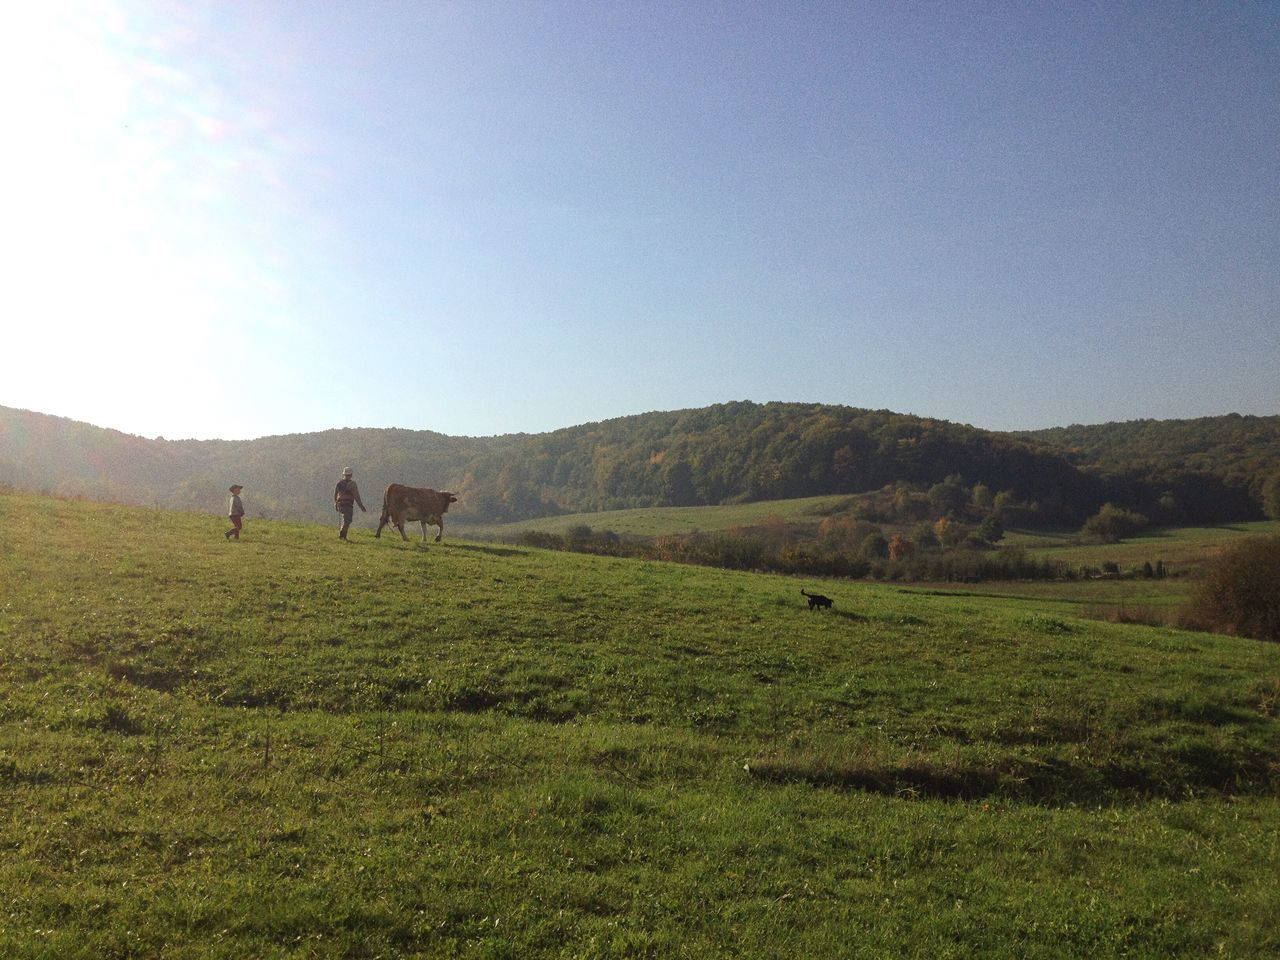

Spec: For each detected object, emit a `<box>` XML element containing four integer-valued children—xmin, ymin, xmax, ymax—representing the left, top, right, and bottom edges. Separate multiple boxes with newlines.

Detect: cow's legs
<box><xmin>420</xmin><ymin>521</ymin><xmax>429</xmax><ymax>542</ymax></box>
<box><xmin>435</xmin><ymin>520</ymin><xmax>443</xmax><ymax>542</ymax></box>
<box><xmin>397</xmin><ymin>521</ymin><xmax>409</xmax><ymax>541</ymax></box>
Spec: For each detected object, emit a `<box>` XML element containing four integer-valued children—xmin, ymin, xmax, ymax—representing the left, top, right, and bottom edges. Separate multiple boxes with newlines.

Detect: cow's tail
<box><xmin>375</xmin><ymin>494</ymin><xmax>390</xmax><ymax>537</ymax></box>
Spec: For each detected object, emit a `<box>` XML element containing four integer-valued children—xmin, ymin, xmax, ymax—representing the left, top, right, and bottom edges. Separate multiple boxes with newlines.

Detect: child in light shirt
<box><xmin>226</xmin><ymin>484</ymin><xmax>245</xmax><ymax>540</ymax></box>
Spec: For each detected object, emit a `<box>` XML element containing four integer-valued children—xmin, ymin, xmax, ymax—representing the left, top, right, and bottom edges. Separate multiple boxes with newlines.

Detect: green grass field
<box><xmin>1007</xmin><ymin>521</ymin><xmax>1280</xmax><ymax>573</ymax></box>
<box><xmin>2</xmin><ymin>493</ymin><xmax>1278</xmax><ymax>958</ymax></box>
<box><xmin>456</xmin><ymin>494</ymin><xmax>853</xmax><ymax>538</ymax></box>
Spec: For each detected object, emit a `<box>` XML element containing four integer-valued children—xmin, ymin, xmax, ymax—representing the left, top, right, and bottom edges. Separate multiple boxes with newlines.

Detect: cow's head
<box><xmin>443</xmin><ymin>492</ymin><xmax>458</xmax><ymax>506</ymax></box>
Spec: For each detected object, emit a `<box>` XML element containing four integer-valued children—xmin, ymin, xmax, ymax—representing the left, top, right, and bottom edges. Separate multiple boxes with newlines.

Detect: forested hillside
<box><xmin>0</xmin><ymin>408</ymin><xmax>504</xmax><ymax>523</ymax></box>
<box><xmin>453</xmin><ymin>402</ymin><xmax>1100</xmax><ymax>523</ymax></box>
<box><xmin>1023</xmin><ymin>415</ymin><xmax>1280</xmax><ymax>506</ymax></box>
<box><xmin>3</xmin><ymin>402</ymin><xmax>1276</xmax><ymax>526</ymax></box>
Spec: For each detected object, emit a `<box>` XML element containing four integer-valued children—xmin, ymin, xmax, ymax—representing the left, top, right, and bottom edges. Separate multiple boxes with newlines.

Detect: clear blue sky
<box><xmin>2</xmin><ymin>1</ymin><xmax>1276</xmax><ymax>440</ymax></box>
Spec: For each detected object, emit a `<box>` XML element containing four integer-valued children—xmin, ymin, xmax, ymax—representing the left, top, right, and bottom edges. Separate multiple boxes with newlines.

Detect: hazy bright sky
<box><xmin>2</xmin><ymin>1</ymin><xmax>1277</xmax><ymax>440</ymax></box>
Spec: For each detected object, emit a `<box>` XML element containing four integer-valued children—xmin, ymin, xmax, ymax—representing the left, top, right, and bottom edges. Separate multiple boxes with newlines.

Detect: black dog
<box><xmin>801</xmin><ymin>589</ymin><xmax>833</xmax><ymax>610</ymax></box>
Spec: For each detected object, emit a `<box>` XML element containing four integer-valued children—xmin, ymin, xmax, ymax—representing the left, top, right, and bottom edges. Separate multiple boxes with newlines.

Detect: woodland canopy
<box><xmin>2</xmin><ymin>402</ymin><xmax>1276</xmax><ymax>528</ymax></box>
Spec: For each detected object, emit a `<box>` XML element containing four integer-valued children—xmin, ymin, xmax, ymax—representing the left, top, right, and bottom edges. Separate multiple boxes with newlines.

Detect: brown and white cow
<box><xmin>375</xmin><ymin>484</ymin><xmax>459</xmax><ymax>542</ymax></box>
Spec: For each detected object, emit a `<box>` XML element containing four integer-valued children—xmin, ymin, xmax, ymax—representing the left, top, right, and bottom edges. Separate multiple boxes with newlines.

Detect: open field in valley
<box><xmin>454</xmin><ymin>495</ymin><xmax>854</xmax><ymax>539</ymax></box>
<box><xmin>461</xmin><ymin>499</ymin><xmax>1278</xmax><ymax>618</ymax></box>
<box><xmin>460</xmin><ymin>497</ymin><xmax>1278</xmax><ymax>579</ymax></box>
<box><xmin>1006</xmin><ymin>521</ymin><xmax>1280</xmax><ymax>576</ymax></box>
<box><xmin>2</xmin><ymin>493</ymin><xmax>1278</xmax><ymax>958</ymax></box>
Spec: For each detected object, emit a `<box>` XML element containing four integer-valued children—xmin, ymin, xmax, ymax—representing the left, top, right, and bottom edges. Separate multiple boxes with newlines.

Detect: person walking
<box><xmin>333</xmin><ymin>467</ymin><xmax>367</xmax><ymax>540</ymax></box>
<box><xmin>225</xmin><ymin>484</ymin><xmax>245</xmax><ymax>540</ymax></box>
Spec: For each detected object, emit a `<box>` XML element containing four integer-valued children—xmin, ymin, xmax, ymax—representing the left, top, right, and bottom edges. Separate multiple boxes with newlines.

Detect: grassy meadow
<box><xmin>2</xmin><ymin>492</ymin><xmax>1279</xmax><ymax>958</ymax></box>
<box><xmin>454</xmin><ymin>495</ymin><xmax>854</xmax><ymax>539</ymax></box>
<box><xmin>1008</xmin><ymin>521</ymin><xmax>1280</xmax><ymax>574</ymax></box>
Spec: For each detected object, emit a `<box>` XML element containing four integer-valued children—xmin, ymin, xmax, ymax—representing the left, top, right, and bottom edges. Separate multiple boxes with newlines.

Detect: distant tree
<box><xmin>977</xmin><ymin>515</ymin><xmax>1005</xmax><ymax>544</ymax></box>
<box><xmin>831</xmin><ymin>444</ymin><xmax>858</xmax><ymax>485</ymax></box>
<box><xmin>819</xmin><ymin>516</ymin><xmax>884</xmax><ymax>552</ymax></box>
<box><xmin>971</xmin><ymin>483</ymin><xmax>994</xmax><ymax>511</ymax></box>
<box><xmin>662</xmin><ymin>459</ymin><xmax>698</xmax><ymax>506</ymax></box>
<box><xmin>927</xmin><ymin>476</ymin><xmax>967</xmax><ymax>516</ymax></box>
<box><xmin>1080</xmin><ymin>503</ymin><xmax>1148</xmax><ymax>543</ymax></box>
<box><xmin>992</xmin><ymin>490</ymin><xmax>1017</xmax><ymax>519</ymax></box>
<box><xmin>892</xmin><ymin>482</ymin><xmax>917</xmax><ymax>519</ymax></box>
<box><xmin>1263</xmin><ymin>473</ymin><xmax>1280</xmax><ymax>520</ymax></box>
<box><xmin>912</xmin><ymin>520</ymin><xmax>940</xmax><ymax>550</ymax></box>
<box><xmin>933</xmin><ymin>517</ymin><xmax>968</xmax><ymax>549</ymax></box>
<box><xmin>888</xmin><ymin>534</ymin><xmax>914</xmax><ymax>562</ymax></box>
<box><xmin>860</xmin><ymin>532</ymin><xmax>889</xmax><ymax>559</ymax></box>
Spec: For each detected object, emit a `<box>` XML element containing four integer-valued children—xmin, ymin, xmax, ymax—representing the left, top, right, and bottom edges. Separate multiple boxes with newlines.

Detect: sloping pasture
<box><xmin>1</xmin><ymin>493</ymin><xmax>1277</xmax><ymax>958</ymax></box>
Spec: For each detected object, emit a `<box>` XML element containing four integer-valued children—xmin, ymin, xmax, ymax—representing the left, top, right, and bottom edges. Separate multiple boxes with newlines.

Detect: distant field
<box><xmin>456</xmin><ymin>493</ymin><xmax>854</xmax><ymax>538</ymax></box>
<box><xmin>461</xmin><ymin>500</ymin><xmax>1278</xmax><ymax>603</ymax></box>
<box><xmin>462</xmin><ymin>498</ymin><xmax>1278</xmax><ymax>570</ymax></box>
<box><xmin>1007</xmin><ymin>521</ymin><xmax>1280</xmax><ymax>575</ymax></box>
<box><xmin>3</xmin><ymin>493</ymin><xmax>1279</xmax><ymax>958</ymax></box>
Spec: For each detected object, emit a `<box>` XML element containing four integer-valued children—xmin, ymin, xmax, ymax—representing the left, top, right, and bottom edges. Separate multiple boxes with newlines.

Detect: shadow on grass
<box><xmin>747</xmin><ymin>750</ymin><xmax>1279</xmax><ymax>807</ymax></box>
<box><xmin>107</xmin><ymin>661</ymin><xmax>187</xmax><ymax>694</ymax></box>
<box><xmin>449</xmin><ymin>543</ymin><xmax>528</xmax><ymax>558</ymax></box>
<box><xmin>897</xmin><ymin>588</ymin><xmax>1041</xmax><ymax>602</ymax></box>
<box><xmin>829</xmin><ymin>610</ymin><xmax>869</xmax><ymax>623</ymax></box>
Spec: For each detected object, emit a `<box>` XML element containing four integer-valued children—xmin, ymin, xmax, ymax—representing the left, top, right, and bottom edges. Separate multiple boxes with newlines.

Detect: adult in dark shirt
<box><xmin>333</xmin><ymin>467</ymin><xmax>367</xmax><ymax>540</ymax></box>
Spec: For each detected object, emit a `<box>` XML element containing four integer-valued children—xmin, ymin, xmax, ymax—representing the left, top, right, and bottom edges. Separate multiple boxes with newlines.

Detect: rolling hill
<box><xmin>3</xmin><ymin>402</ymin><xmax>1276</xmax><ymax>527</ymax></box>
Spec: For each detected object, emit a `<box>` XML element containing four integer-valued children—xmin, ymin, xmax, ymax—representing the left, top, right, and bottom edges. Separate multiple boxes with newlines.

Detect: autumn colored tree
<box><xmin>933</xmin><ymin>517</ymin><xmax>962</xmax><ymax>548</ymax></box>
<box><xmin>888</xmin><ymin>534</ymin><xmax>914</xmax><ymax>561</ymax></box>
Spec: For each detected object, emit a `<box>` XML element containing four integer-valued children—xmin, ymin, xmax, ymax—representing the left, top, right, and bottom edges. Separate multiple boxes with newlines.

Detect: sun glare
<box><xmin>0</xmin><ymin>1</ymin><xmax>303</xmax><ymax>438</ymax></box>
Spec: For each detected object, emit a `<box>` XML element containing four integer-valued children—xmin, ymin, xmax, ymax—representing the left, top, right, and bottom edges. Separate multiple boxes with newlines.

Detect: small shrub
<box><xmin>1187</xmin><ymin>536</ymin><xmax>1280</xmax><ymax>642</ymax></box>
<box><xmin>516</xmin><ymin>530</ymin><xmax>565</xmax><ymax>550</ymax></box>
<box><xmin>563</xmin><ymin>523</ymin><xmax>593</xmax><ymax>544</ymax></box>
<box><xmin>1080</xmin><ymin>503</ymin><xmax>1149</xmax><ymax>543</ymax></box>
<box><xmin>860</xmin><ymin>532</ymin><xmax>889</xmax><ymax>559</ymax></box>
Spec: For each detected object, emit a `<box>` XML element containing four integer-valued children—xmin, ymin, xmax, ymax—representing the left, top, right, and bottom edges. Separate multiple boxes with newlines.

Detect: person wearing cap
<box><xmin>333</xmin><ymin>467</ymin><xmax>367</xmax><ymax>540</ymax></box>
<box><xmin>226</xmin><ymin>484</ymin><xmax>245</xmax><ymax>540</ymax></box>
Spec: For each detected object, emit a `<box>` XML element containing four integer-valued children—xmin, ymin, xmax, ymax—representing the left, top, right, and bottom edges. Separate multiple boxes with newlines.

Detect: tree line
<box><xmin>2</xmin><ymin>402</ymin><xmax>1277</xmax><ymax>526</ymax></box>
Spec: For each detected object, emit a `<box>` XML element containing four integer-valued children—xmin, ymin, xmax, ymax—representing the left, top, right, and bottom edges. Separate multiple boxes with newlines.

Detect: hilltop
<box><xmin>2</xmin><ymin>402</ymin><xmax>1277</xmax><ymax>526</ymax></box>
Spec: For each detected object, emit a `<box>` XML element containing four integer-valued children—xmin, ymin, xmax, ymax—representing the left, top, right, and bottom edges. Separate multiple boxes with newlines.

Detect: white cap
<box><xmin>342</xmin><ymin>467</ymin><xmax>353</xmax><ymax>476</ymax></box>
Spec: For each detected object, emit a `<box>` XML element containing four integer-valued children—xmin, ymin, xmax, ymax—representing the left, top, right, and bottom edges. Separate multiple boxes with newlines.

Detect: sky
<box><xmin>1</xmin><ymin>1</ymin><xmax>1277</xmax><ymax>441</ymax></box>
